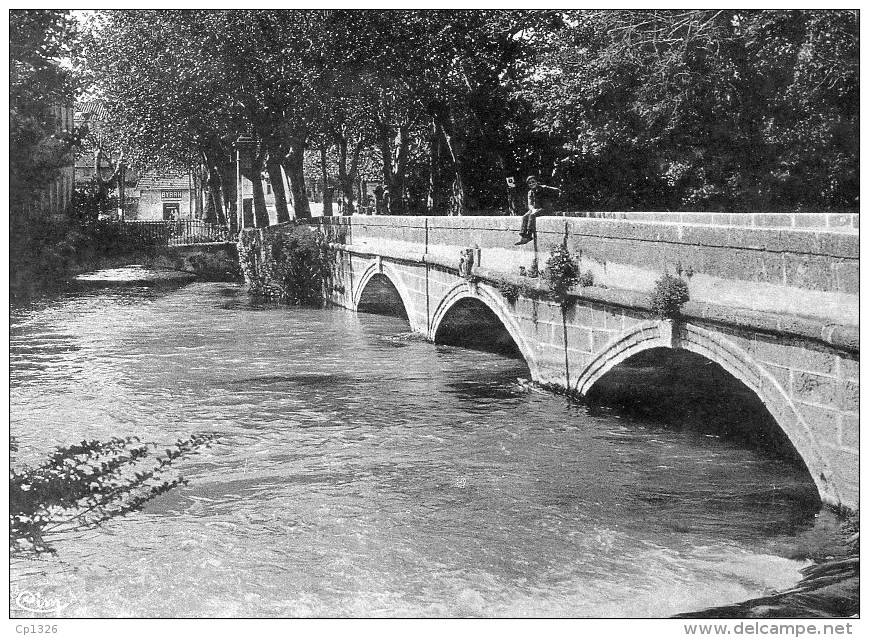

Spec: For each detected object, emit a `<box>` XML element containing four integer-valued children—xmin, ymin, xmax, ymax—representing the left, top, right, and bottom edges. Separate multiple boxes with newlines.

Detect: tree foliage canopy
<box><xmin>79</xmin><ymin>9</ymin><xmax>858</xmax><ymax>215</ymax></box>
<box><xmin>525</xmin><ymin>9</ymin><xmax>858</xmax><ymax>210</ymax></box>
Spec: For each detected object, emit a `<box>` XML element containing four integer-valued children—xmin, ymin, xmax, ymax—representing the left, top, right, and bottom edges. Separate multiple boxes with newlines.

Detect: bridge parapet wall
<box><xmin>317</xmin><ymin>214</ymin><xmax>857</xmax><ymax>327</ymax></box>
<box><xmin>536</xmin><ymin>216</ymin><xmax>857</xmax><ymax>326</ymax></box>
<box><xmin>579</xmin><ymin>211</ymin><xmax>858</xmax><ymax>231</ymax></box>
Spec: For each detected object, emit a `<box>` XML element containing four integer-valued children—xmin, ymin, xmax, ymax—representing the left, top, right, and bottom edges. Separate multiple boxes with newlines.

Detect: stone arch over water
<box><xmin>575</xmin><ymin>320</ymin><xmax>839</xmax><ymax>506</ymax></box>
<box><xmin>354</xmin><ymin>262</ymin><xmax>412</xmax><ymax>319</ymax></box>
<box><xmin>430</xmin><ymin>282</ymin><xmax>536</xmax><ymax>370</ymax></box>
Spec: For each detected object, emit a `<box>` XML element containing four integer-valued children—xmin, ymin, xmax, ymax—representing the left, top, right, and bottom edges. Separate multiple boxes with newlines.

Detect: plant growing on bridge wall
<box><xmin>650</xmin><ymin>273</ymin><xmax>690</xmax><ymax>319</ymax></box>
<box><xmin>544</xmin><ymin>245</ymin><xmax>580</xmax><ymax>308</ymax></box>
<box><xmin>237</xmin><ymin>238</ymin><xmax>259</xmax><ymax>286</ymax></box>
<box><xmin>496</xmin><ymin>280</ymin><xmax>521</xmax><ymax>305</ymax></box>
<box><xmin>245</xmin><ymin>225</ymin><xmax>334</xmax><ymax>306</ymax></box>
<box><xmin>496</xmin><ymin>278</ymin><xmax>533</xmax><ymax>306</ymax></box>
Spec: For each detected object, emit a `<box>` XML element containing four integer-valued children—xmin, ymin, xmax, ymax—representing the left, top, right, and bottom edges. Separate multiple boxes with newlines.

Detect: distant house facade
<box><xmin>26</xmin><ymin>103</ymin><xmax>75</xmax><ymax>218</ymax></box>
<box><xmin>132</xmin><ymin>172</ymin><xmax>198</xmax><ymax>220</ymax></box>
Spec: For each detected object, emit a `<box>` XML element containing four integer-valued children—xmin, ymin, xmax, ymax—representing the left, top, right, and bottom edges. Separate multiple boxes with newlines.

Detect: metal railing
<box><xmin>120</xmin><ymin>220</ymin><xmax>237</xmax><ymax>246</ymax></box>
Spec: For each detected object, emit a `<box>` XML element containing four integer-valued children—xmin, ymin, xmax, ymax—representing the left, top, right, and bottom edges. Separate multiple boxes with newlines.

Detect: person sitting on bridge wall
<box><xmin>515</xmin><ymin>175</ymin><xmax>561</xmax><ymax>245</ymax></box>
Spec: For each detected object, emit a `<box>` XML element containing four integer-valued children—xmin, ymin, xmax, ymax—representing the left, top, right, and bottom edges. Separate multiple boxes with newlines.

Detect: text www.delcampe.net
<box><xmin>684</xmin><ymin>623</ymin><xmax>855</xmax><ymax>636</ymax></box>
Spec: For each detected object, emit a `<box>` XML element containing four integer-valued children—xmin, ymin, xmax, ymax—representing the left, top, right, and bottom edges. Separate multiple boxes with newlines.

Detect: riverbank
<box><xmin>11</xmin><ymin>245</ymin><xmax>241</xmax><ymax>302</ymax></box>
<box><xmin>11</xmin><ymin>252</ymin><xmax>152</xmax><ymax>301</ymax></box>
<box><xmin>675</xmin><ymin>520</ymin><xmax>858</xmax><ymax>618</ymax></box>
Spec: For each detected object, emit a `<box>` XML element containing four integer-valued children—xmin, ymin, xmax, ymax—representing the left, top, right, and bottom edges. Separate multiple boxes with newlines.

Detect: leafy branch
<box><xmin>9</xmin><ymin>432</ymin><xmax>218</xmax><ymax>557</ymax></box>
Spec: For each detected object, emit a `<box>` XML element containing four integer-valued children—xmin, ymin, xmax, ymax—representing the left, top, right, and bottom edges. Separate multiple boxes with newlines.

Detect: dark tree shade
<box><xmin>525</xmin><ymin>9</ymin><xmax>858</xmax><ymax>212</ymax></box>
<box><xmin>10</xmin><ymin>10</ymin><xmax>78</xmax><ymax>215</ymax></box>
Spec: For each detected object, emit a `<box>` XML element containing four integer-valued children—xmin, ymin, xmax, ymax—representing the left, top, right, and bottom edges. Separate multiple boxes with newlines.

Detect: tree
<box><xmin>10</xmin><ymin>10</ymin><xmax>79</xmax><ymax>217</ymax></box>
<box><xmin>322</xmin><ymin>10</ymin><xmax>559</xmax><ymax>215</ymax></box>
<box><xmin>414</xmin><ymin>10</ymin><xmax>560</xmax><ymax>214</ymax></box>
<box><xmin>744</xmin><ymin>10</ymin><xmax>858</xmax><ymax>209</ymax></box>
<box><xmin>524</xmin><ymin>9</ymin><xmax>858</xmax><ymax>211</ymax></box>
<box><xmin>83</xmin><ymin>10</ymin><xmax>565</xmax><ymax>220</ymax></box>
<box><xmin>216</xmin><ymin>10</ymin><xmax>342</xmax><ymax>221</ymax></box>
<box><xmin>82</xmin><ymin>10</ymin><xmax>244</xmax><ymax>230</ymax></box>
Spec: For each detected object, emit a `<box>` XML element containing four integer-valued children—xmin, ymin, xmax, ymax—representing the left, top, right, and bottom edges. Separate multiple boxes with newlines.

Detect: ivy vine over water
<box><xmin>9</xmin><ymin>433</ymin><xmax>218</xmax><ymax>557</ymax></box>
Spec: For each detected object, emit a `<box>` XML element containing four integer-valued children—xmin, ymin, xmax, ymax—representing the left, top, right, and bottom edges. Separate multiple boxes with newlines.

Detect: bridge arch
<box><xmin>353</xmin><ymin>260</ymin><xmax>414</xmax><ymax>319</ymax></box>
<box><xmin>574</xmin><ymin>320</ymin><xmax>839</xmax><ymax>506</ymax></box>
<box><xmin>429</xmin><ymin>281</ymin><xmax>537</xmax><ymax>372</ymax></box>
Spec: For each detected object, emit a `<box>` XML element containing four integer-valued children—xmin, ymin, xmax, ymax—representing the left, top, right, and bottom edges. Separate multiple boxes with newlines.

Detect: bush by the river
<box><xmin>239</xmin><ymin>223</ymin><xmax>334</xmax><ymax>306</ymax></box>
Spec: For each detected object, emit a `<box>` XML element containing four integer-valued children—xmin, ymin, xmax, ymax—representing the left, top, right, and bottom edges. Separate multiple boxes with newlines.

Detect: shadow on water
<box><xmin>443</xmin><ymin>379</ymin><xmax>529</xmax><ymax>404</ymax></box>
<box><xmin>584</xmin><ymin>347</ymin><xmax>809</xmax><ymax>467</ymax></box>
<box><xmin>224</xmin><ymin>373</ymin><xmax>358</xmax><ymax>389</ymax></box>
<box><xmin>216</xmin><ymin>297</ymin><xmax>283</xmax><ymax>311</ymax></box>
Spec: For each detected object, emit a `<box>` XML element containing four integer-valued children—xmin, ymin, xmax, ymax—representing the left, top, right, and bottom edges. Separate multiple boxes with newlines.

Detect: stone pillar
<box><xmin>235</xmin><ymin>135</ymin><xmax>256</xmax><ymax>229</ymax></box>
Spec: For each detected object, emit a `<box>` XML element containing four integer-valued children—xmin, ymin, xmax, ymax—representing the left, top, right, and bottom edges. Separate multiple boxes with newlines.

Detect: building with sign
<box><xmin>132</xmin><ymin>172</ymin><xmax>198</xmax><ymax>220</ymax></box>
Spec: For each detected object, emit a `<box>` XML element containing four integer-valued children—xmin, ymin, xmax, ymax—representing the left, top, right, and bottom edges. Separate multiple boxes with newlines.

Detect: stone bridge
<box><xmin>243</xmin><ymin>212</ymin><xmax>859</xmax><ymax>511</ymax></box>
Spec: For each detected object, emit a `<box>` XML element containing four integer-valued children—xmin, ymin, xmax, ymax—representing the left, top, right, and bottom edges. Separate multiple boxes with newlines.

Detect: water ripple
<box><xmin>9</xmin><ymin>277</ymin><xmax>827</xmax><ymax>618</ymax></box>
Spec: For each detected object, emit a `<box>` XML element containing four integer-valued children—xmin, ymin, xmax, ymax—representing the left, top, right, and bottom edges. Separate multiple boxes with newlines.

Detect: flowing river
<box><xmin>9</xmin><ymin>270</ymin><xmax>836</xmax><ymax>618</ymax></box>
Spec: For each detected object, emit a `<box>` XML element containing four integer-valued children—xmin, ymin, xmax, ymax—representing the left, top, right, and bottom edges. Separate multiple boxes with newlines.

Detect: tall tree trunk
<box><xmin>217</xmin><ymin>161</ymin><xmax>237</xmax><ymax>234</ymax></box>
<box><xmin>427</xmin><ymin>120</ymin><xmax>443</xmax><ymax>214</ymax></box>
<box><xmin>440</xmin><ymin>112</ymin><xmax>466</xmax><ymax>216</ymax></box>
<box><xmin>393</xmin><ymin>126</ymin><xmax>410</xmax><ymax>215</ymax></box>
<box><xmin>203</xmin><ymin>182</ymin><xmax>217</xmax><ymax>225</ymax></box>
<box><xmin>284</xmin><ymin>144</ymin><xmax>311</xmax><ymax>219</ymax></box>
<box><xmin>266</xmin><ymin>156</ymin><xmax>290</xmax><ymax>224</ymax></box>
<box><xmin>93</xmin><ymin>148</ymin><xmax>106</xmax><ymax>197</ymax></box>
<box><xmin>192</xmin><ymin>167</ymin><xmax>203</xmax><ymax>220</ymax></box>
<box><xmin>378</xmin><ymin>127</ymin><xmax>395</xmax><ymax>214</ymax></box>
<box><xmin>379</xmin><ymin>125</ymin><xmax>409</xmax><ymax>215</ymax></box>
<box><xmin>320</xmin><ymin>145</ymin><xmax>332</xmax><ymax>217</ymax></box>
<box><xmin>347</xmin><ymin>140</ymin><xmax>364</xmax><ymax>214</ymax></box>
<box><xmin>336</xmin><ymin>138</ymin><xmax>357</xmax><ymax>215</ymax></box>
<box><xmin>201</xmin><ymin>148</ymin><xmax>226</xmax><ymax>225</ymax></box>
<box><xmin>249</xmin><ymin>148</ymin><xmax>269</xmax><ymax>227</ymax></box>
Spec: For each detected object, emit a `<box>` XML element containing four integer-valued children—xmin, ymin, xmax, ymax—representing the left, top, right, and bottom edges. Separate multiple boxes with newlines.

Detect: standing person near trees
<box><xmin>515</xmin><ymin>175</ymin><xmax>561</xmax><ymax>245</ymax></box>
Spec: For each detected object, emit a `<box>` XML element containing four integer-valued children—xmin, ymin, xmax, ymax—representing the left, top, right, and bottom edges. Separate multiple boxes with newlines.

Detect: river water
<box><xmin>9</xmin><ymin>271</ymin><xmax>832</xmax><ymax>618</ymax></box>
